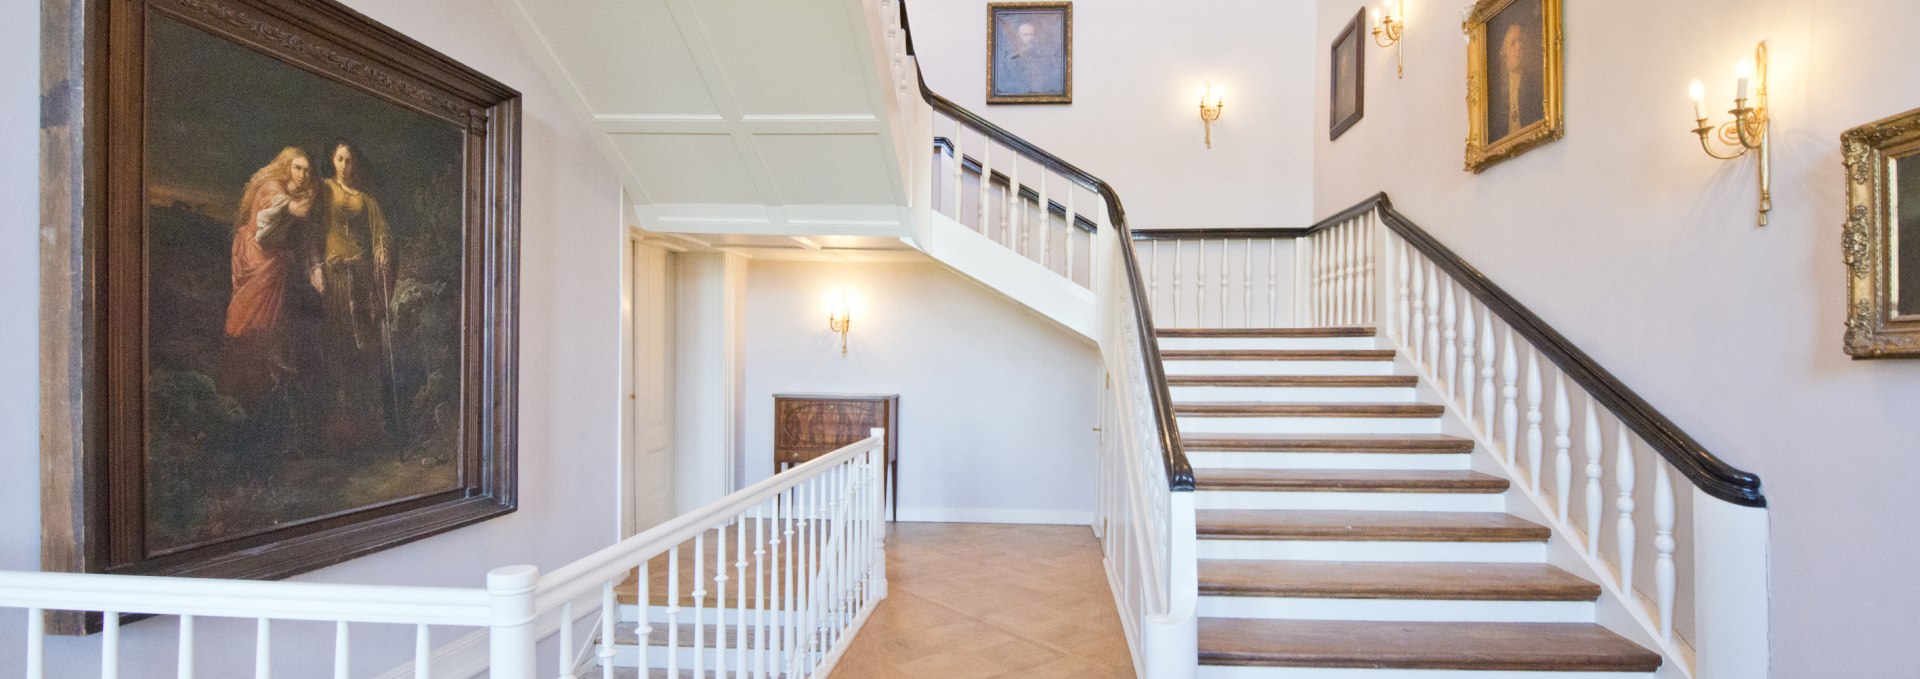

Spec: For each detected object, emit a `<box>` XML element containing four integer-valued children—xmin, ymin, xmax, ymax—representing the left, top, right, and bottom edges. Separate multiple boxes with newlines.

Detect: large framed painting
<box><xmin>1330</xmin><ymin>8</ymin><xmax>1367</xmax><ymax>141</ymax></box>
<box><xmin>1842</xmin><ymin>107</ymin><xmax>1920</xmax><ymax>358</ymax></box>
<box><xmin>1462</xmin><ymin>0</ymin><xmax>1563</xmax><ymax>172</ymax></box>
<box><xmin>987</xmin><ymin>2</ymin><xmax>1072</xmax><ymax>105</ymax></box>
<box><xmin>40</xmin><ymin>0</ymin><xmax>520</xmax><ymax>632</ymax></box>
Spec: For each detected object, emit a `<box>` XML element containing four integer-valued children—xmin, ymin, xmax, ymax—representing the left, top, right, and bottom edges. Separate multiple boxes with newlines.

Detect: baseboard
<box><xmin>894</xmin><ymin>508</ymin><xmax>1094</xmax><ymax>525</ymax></box>
<box><xmin>371</xmin><ymin>627</ymin><xmax>491</xmax><ymax>679</ymax></box>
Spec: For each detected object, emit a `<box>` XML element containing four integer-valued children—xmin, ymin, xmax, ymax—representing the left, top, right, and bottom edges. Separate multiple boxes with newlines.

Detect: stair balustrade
<box><xmin>0</xmin><ymin>431</ymin><xmax>889</xmax><ymax>679</ymax></box>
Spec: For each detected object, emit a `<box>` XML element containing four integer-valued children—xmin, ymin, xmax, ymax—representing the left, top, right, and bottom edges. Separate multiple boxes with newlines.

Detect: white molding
<box><xmin>371</xmin><ymin>628</ymin><xmax>491</xmax><ymax>679</ymax></box>
<box><xmin>893</xmin><ymin>508</ymin><xmax>1094</xmax><ymax>525</ymax></box>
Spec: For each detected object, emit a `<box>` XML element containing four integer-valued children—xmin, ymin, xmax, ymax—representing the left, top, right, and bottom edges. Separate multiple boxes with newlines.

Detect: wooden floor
<box><xmin>828</xmin><ymin>522</ymin><xmax>1135</xmax><ymax>678</ymax></box>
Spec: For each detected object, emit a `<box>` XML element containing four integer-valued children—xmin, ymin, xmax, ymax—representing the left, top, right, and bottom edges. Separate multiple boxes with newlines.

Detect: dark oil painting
<box><xmin>1482</xmin><ymin>0</ymin><xmax>1545</xmax><ymax>143</ymax></box>
<box><xmin>143</xmin><ymin>15</ymin><xmax>466</xmax><ymax>555</ymax></box>
<box><xmin>1897</xmin><ymin>154</ymin><xmax>1920</xmax><ymax>317</ymax></box>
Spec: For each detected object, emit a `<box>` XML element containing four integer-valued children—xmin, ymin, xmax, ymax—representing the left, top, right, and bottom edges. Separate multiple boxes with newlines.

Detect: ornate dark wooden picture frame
<box><xmin>986</xmin><ymin>1</ymin><xmax>1072</xmax><ymax>105</ymax></box>
<box><xmin>40</xmin><ymin>0</ymin><xmax>520</xmax><ymax>633</ymax></box>
<box><xmin>1329</xmin><ymin>8</ymin><xmax>1367</xmax><ymax>141</ymax></box>
<box><xmin>1462</xmin><ymin>0</ymin><xmax>1563</xmax><ymax>172</ymax></box>
<box><xmin>1842</xmin><ymin>106</ymin><xmax>1920</xmax><ymax>358</ymax></box>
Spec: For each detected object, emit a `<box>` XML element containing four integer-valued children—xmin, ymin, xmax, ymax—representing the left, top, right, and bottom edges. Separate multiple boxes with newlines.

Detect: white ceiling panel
<box><xmin>690</xmin><ymin>0</ymin><xmax>875</xmax><ymax>116</ymax></box>
<box><xmin>519</xmin><ymin>0</ymin><xmax>717</xmax><ymax>115</ymax></box>
<box><xmin>611</xmin><ymin>134</ymin><xmax>763</xmax><ymax>205</ymax></box>
<box><xmin>754</xmin><ymin>134</ymin><xmax>898</xmax><ymax>205</ymax></box>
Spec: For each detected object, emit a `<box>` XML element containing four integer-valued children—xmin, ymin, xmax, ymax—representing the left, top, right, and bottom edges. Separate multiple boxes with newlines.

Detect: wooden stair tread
<box><xmin>1193</xmin><ymin>469</ymin><xmax>1509</xmax><ymax>493</ymax></box>
<box><xmin>1158</xmin><ymin>327</ymin><xmax>1377</xmax><ymax>338</ymax></box>
<box><xmin>1160</xmin><ymin>349</ymin><xmax>1397</xmax><ymax>361</ymax></box>
<box><xmin>1197</xmin><ymin>510</ymin><xmax>1551</xmax><ymax>542</ymax></box>
<box><xmin>1198</xmin><ymin>618</ymin><xmax>1660</xmax><ymax>672</ymax></box>
<box><xmin>1181</xmin><ymin>433</ymin><xmax>1476</xmax><ymax>453</ymax></box>
<box><xmin>1167</xmin><ymin>375</ymin><xmax>1418</xmax><ymax>387</ymax></box>
<box><xmin>1175</xmin><ymin>402</ymin><xmax>1445</xmax><ymax>418</ymax></box>
<box><xmin>1198</xmin><ymin>560</ymin><xmax>1599</xmax><ymax>601</ymax></box>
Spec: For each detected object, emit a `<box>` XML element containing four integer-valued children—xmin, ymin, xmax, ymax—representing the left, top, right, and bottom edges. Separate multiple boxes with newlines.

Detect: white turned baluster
<box><xmin>329</xmin><ymin>620</ymin><xmax>344</xmax><ymax>679</ymax></box>
<box><xmin>1354</xmin><ymin>221</ymin><xmax>1366</xmax><ymax>324</ymax></box>
<box><xmin>756</xmin><ymin>504</ymin><xmax>769</xmax><ymax>678</ymax></box>
<box><xmin>1460</xmin><ymin>298</ymin><xmax>1479</xmax><ymax>421</ymax></box>
<box><xmin>415</xmin><ymin>624</ymin><xmax>431</xmax><ymax>679</ymax></box>
<box><xmin>667</xmin><ymin>545</ymin><xmax>682</xmax><ymax>677</ymax></box>
<box><xmin>949</xmin><ymin>133</ymin><xmax>963</xmax><ymax>221</ymax></box>
<box><xmin>1616</xmin><ymin>427</ymin><xmax>1638</xmax><ymax>595</ymax></box>
<box><xmin>1171</xmin><ymin>240</ymin><xmax>1183</xmax><ymax>327</ymax></box>
<box><xmin>1394</xmin><ymin>240</ymin><xmax>1410</xmax><ymax>343</ymax></box>
<box><xmin>1423</xmin><ymin>263</ymin><xmax>1440</xmax><ymax>374</ymax></box>
<box><xmin>1037</xmin><ymin>172</ymin><xmax>1050</xmax><ymax>269</ymax></box>
<box><xmin>1407</xmin><ymin>253</ymin><xmax>1425</xmax><ymax>363</ymax></box>
<box><xmin>102</xmin><ymin>611</ymin><xmax>120</xmax><ymax>679</ymax></box>
<box><xmin>180</xmin><ymin>613</ymin><xmax>196</xmax><ymax>679</ymax></box>
<box><xmin>1199</xmin><ymin>240</ymin><xmax>1209</xmax><ymax>327</ymax></box>
<box><xmin>1554</xmin><ymin>373</ymin><xmax>1573</xmax><ymax>522</ymax></box>
<box><xmin>699</xmin><ymin>529</ymin><xmax>712</xmax><ymax>678</ymax></box>
<box><xmin>1442</xmin><ymin>278</ymin><xmax>1459</xmax><ymax>395</ymax></box>
<box><xmin>1268</xmin><ymin>238</ymin><xmax>1280</xmax><ymax>326</ymax></box>
<box><xmin>1218</xmin><ymin>239</ymin><xmax>1229</xmax><ymax>327</ymax></box>
<box><xmin>782</xmin><ymin>489</ymin><xmax>797</xmax><ymax>673</ymax></box>
<box><xmin>557</xmin><ymin>601</ymin><xmax>573</xmax><ymax>679</ymax></box>
<box><xmin>1585</xmin><ymin>403</ymin><xmax>1606</xmax><ymax>559</ymax></box>
<box><xmin>1479</xmin><ymin>313</ymin><xmax>1497</xmax><ymax>435</ymax></box>
<box><xmin>1654</xmin><ymin>462</ymin><xmax>1677</xmax><ymax>641</ymax></box>
<box><xmin>1333</xmin><ymin>225</ymin><xmax>1346</xmax><ymax>324</ymax></box>
<box><xmin>1147</xmin><ymin>240</ymin><xmax>1159</xmax><ymax>318</ymax></box>
<box><xmin>1500</xmin><ymin>329</ymin><xmax>1520</xmax><ymax>465</ymax></box>
<box><xmin>1243</xmin><ymin>238</ymin><xmax>1253</xmax><ymax>328</ymax></box>
<box><xmin>737</xmin><ymin>509</ymin><xmax>749</xmax><ymax>676</ymax></box>
<box><xmin>26</xmin><ymin>608</ymin><xmax>42</xmax><ymax>679</ymax></box>
<box><xmin>601</xmin><ymin>579</ymin><xmax>620</xmax><ymax>679</ymax></box>
<box><xmin>1009</xmin><ymin>158</ymin><xmax>1022</xmax><ymax>253</ymax></box>
<box><xmin>976</xmin><ymin>142</ymin><xmax>990</xmax><ymax>235</ymax></box>
<box><xmin>256</xmin><ymin>618</ymin><xmax>272</xmax><ymax>679</ymax></box>
<box><xmin>1365</xmin><ymin>215</ymin><xmax>1377</xmax><ymax>325</ymax></box>
<box><xmin>1343</xmin><ymin>223</ymin><xmax>1356</xmax><ymax>324</ymax></box>
<box><xmin>1525</xmin><ymin>349</ymin><xmax>1544</xmax><ymax>492</ymax></box>
<box><xmin>1064</xmin><ymin>191</ymin><xmax>1076</xmax><ymax>284</ymax></box>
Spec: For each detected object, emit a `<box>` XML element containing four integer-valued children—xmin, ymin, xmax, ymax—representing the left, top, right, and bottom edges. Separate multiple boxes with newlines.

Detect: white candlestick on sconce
<box><xmin>1734</xmin><ymin>59</ymin><xmax>1752</xmax><ymax>102</ymax></box>
<box><xmin>1688</xmin><ymin>79</ymin><xmax>1707</xmax><ymax>120</ymax></box>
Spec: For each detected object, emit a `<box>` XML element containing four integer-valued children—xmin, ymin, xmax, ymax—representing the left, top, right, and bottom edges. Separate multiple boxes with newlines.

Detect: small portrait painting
<box><xmin>1330</xmin><ymin>8</ymin><xmax>1367</xmax><ymax>140</ymax></box>
<box><xmin>987</xmin><ymin>2</ymin><xmax>1072</xmax><ymax>105</ymax></box>
<box><xmin>1464</xmin><ymin>0</ymin><xmax>1563</xmax><ymax>172</ymax></box>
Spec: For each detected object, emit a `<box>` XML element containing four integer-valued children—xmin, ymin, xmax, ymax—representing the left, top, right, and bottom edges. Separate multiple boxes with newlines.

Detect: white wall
<box><xmin>674</xmin><ymin>252</ymin><xmax>749</xmax><ymax>513</ymax></box>
<box><xmin>742</xmin><ymin>259</ymin><xmax>1101</xmax><ymax>524</ymax></box>
<box><xmin>3</xmin><ymin>0</ymin><xmax>628</xmax><ymax>675</ymax></box>
<box><xmin>1312</xmin><ymin>0</ymin><xmax>1920</xmax><ymax>675</ymax></box>
<box><xmin>909</xmin><ymin>0</ymin><xmax>1318</xmax><ymax>230</ymax></box>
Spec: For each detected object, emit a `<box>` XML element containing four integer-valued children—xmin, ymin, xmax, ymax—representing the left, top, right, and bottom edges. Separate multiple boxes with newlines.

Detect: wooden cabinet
<box><xmin>773</xmin><ymin>393</ymin><xmax>899</xmax><ymax>520</ymax></box>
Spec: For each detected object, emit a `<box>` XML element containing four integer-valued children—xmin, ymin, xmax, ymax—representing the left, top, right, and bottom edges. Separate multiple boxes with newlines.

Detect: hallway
<box><xmin>831</xmin><ymin>523</ymin><xmax>1134</xmax><ymax>678</ymax></box>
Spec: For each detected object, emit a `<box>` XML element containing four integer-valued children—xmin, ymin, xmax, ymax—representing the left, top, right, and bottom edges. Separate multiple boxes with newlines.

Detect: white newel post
<box><xmin>1142</xmin><ymin>491</ymin><xmax>1198</xmax><ymax>679</ymax></box>
<box><xmin>1693</xmin><ymin>494</ymin><xmax>1770</xmax><ymax>679</ymax></box>
<box><xmin>488</xmin><ymin>565</ymin><xmax>541</xmax><ymax>679</ymax></box>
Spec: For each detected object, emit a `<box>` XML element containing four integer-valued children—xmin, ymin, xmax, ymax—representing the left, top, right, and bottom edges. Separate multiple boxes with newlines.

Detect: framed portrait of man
<box><xmin>987</xmin><ymin>2</ymin><xmax>1072</xmax><ymax>105</ymax></box>
<box><xmin>1842</xmin><ymin>107</ymin><xmax>1920</xmax><ymax>358</ymax></box>
<box><xmin>1330</xmin><ymin>8</ymin><xmax>1367</xmax><ymax>141</ymax></box>
<box><xmin>40</xmin><ymin>0</ymin><xmax>520</xmax><ymax>632</ymax></box>
<box><xmin>1463</xmin><ymin>0</ymin><xmax>1563</xmax><ymax>172</ymax></box>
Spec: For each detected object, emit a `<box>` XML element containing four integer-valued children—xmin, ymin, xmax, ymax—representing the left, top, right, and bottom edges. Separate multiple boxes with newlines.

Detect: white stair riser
<box><xmin>1177</xmin><ymin>416</ymin><xmax>1443</xmax><ymax>435</ymax></box>
<box><xmin>1197</xmin><ymin>539</ymin><xmax>1546</xmax><ymax>563</ymax></box>
<box><xmin>1158</xmin><ymin>336</ymin><xmax>1379</xmax><ymax>351</ymax></box>
<box><xmin>1197</xmin><ymin>595</ymin><xmax>1593</xmax><ymax>623</ymax></box>
<box><xmin>1170</xmin><ymin>386</ymin><xmax>1416</xmax><ymax>402</ymax></box>
<box><xmin>1187</xmin><ymin>451</ymin><xmax>1471</xmax><ymax>471</ymax></box>
<box><xmin>1198</xmin><ymin>666</ymin><xmax>1655</xmax><ymax>679</ymax></box>
<box><xmin>1165</xmin><ymin>360</ymin><xmax>1397</xmax><ymax>376</ymax></box>
<box><xmin>1193</xmin><ymin>490</ymin><xmax>1503</xmax><ymax>512</ymax></box>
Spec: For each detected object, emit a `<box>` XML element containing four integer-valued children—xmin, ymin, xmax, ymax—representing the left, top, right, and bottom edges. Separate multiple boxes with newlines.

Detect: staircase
<box><xmin>1161</xmin><ymin>327</ymin><xmax>1662</xmax><ymax>677</ymax></box>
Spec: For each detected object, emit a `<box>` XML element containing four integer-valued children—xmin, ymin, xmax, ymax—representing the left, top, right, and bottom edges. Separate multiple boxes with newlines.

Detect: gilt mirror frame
<box><xmin>1842</xmin><ymin>106</ymin><xmax>1920</xmax><ymax>358</ymax></box>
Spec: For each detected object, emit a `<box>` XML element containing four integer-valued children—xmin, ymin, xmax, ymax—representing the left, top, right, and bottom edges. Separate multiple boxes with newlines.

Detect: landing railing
<box><xmin>881</xmin><ymin>1</ymin><xmax>1198</xmax><ymax>675</ymax></box>
<box><xmin>1133</xmin><ymin>194</ymin><xmax>1770</xmax><ymax>679</ymax></box>
<box><xmin>2</xmin><ymin>432</ymin><xmax>889</xmax><ymax>679</ymax></box>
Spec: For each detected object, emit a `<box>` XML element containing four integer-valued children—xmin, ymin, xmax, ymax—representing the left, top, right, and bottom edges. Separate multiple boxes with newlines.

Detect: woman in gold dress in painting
<box><xmin>314</xmin><ymin>140</ymin><xmax>401</xmax><ymax>445</ymax></box>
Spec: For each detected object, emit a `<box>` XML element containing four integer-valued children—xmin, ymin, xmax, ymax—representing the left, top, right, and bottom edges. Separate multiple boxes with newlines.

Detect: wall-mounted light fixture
<box><xmin>1197</xmin><ymin>82</ymin><xmax>1225</xmax><ymax>149</ymax></box>
<box><xmin>1371</xmin><ymin>0</ymin><xmax>1405</xmax><ymax>78</ymax></box>
<box><xmin>1687</xmin><ymin>41</ymin><xmax>1772</xmax><ymax>226</ymax></box>
<box><xmin>827</xmin><ymin>291</ymin><xmax>853</xmax><ymax>356</ymax></box>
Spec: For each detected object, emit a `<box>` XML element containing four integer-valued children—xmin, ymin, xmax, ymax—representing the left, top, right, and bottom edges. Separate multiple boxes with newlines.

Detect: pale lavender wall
<box><xmin>740</xmin><ymin>259</ymin><xmax>1101</xmax><ymax>523</ymax></box>
<box><xmin>1312</xmin><ymin>0</ymin><xmax>1920</xmax><ymax>674</ymax></box>
<box><xmin>2</xmin><ymin>0</ymin><xmax>627</xmax><ymax>675</ymax></box>
<box><xmin>909</xmin><ymin>0</ymin><xmax>1318</xmax><ymax>230</ymax></box>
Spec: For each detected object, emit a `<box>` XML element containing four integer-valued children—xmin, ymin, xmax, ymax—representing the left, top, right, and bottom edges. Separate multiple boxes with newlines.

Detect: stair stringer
<box><xmin>912</xmin><ymin>211</ymin><xmax>1095</xmax><ymax>340</ymax></box>
<box><xmin>1392</xmin><ymin>353</ymin><xmax>1694</xmax><ymax>679</ymax></box>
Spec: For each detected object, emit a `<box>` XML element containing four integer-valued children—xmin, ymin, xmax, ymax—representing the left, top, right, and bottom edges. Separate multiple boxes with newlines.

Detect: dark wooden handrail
<box><xmin>901</xmin><ymin>2</ymin><xmax>1191</xmax><ymax>492</ymax></box>
<box><xmin>1334</xmin><ymin>193</ymin><xmax>1766</xmax><ymax>507</ymax></box>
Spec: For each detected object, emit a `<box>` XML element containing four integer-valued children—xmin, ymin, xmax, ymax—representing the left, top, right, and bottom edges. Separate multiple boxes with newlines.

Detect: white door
<box><xmin>626</xmin><ymin>238</ymin><xmax>678</xmax><ymax>535</ymax></box>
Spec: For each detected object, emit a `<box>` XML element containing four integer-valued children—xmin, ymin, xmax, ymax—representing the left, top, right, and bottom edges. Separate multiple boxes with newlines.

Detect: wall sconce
<box><xmin>1371</xmin><ymin>0</ymin><xmax>1404</xmax><ymax>78</ymax></box>
<box><xmin>827</xmin><ymin>291</ymin><xmax>852</xmax><ymax>356</ymax></box>
<box><xmin>1197</xmin><ymin>82</ymin><xmax>1225</xmax><ymax>149</ymax></box>
<box><xmin>1687</xmin><ymin>41</ymin><xmax>1771</xmax><ymax>226</ymax></box>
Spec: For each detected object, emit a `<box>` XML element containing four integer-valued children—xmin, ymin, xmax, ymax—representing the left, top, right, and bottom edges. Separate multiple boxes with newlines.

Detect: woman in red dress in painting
<box><xmin>219</xmin><ymin>146</ymin><xmax>317</xmax><ymax>410</ymax></box>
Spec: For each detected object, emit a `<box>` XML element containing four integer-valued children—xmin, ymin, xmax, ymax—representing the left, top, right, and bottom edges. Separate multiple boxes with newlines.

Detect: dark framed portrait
<box><xmin>987</xmin><ymin>2</ymin><xmax>1072</xmax><ymax>105</ymax></box>
<box><xmin>40</xmin><ymin>0</ymin><xmax>520</xmax><ymax>632</ymax></box>
<box><xmin>1842</xmin><ymin>107</ymin><xmax>1920</xmax><ymax>358</ymax></box>
<box><xmin>1330</xmin><ymin>8</ymin><xmax>1367</xmax><ymax>140</ymax></box>
<box><xmin>1463</xmin><ymin>0</ymin><xmax>1563</xmax><ymax>172</ymax></box>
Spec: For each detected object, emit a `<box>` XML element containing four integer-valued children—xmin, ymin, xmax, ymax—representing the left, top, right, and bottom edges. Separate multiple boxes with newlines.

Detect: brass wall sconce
<box><xmin>1371</xmin><ymin>0</ymin><xmax>1405</xmax><ymax>78</ymax></box>
<box><xmin>1197</xmin><ymin>82</ymin><xmax>1225</xmax><ymax>148</ymax></box>
<box><xmin>1687</xmin><ymin>41</ymin><xmax>1771</xmax><ymax>226</ymax></box>
<box><xmin>827</xmin><ymin>291</ymin><xmax>852</xmax><ymax>355</ymax></box>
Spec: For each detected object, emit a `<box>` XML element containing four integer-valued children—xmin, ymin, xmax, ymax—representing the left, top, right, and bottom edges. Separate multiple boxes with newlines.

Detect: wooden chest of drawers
<box><xmin>773</xmin><ymin>393</ymin><xmax>899</xmax><ymax>519</ymax></box>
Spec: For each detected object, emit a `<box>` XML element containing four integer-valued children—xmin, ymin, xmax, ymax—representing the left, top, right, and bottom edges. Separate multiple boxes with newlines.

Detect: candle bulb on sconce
<box><xmin>1685</xmin><ymin>41</ymin><xmax>1772</xmax><ymax>226</ymax></box>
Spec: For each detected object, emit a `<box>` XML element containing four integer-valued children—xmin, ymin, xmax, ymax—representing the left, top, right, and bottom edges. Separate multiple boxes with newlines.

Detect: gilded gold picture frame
<box><xmin>1462</xmin><ymin>0</ymin><xmax>1563</xmax><ymax>173</ymax></box>
<box><xmin>1841</xmin><ymin>107</ymin><xmax>1920</xmax><ymax>358</ymax></box>
<box><xmin>986</xmin><ymin>1</ymin><xmax>1072</xmax><ymax>105</ymax></box>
